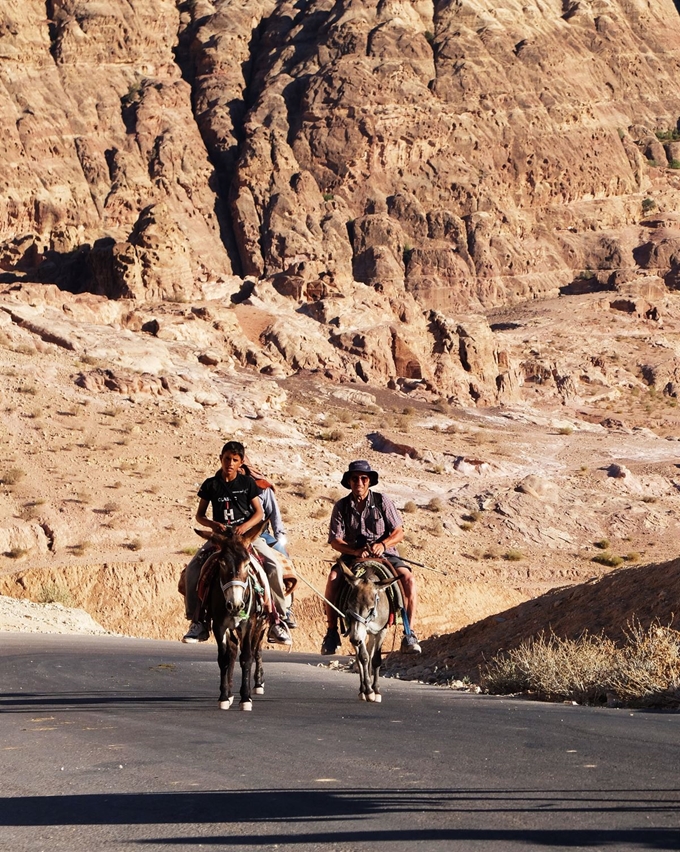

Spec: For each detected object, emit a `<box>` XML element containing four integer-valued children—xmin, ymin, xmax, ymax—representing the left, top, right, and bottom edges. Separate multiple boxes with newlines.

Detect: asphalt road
<box><xmin>0</xmin><ymin>633</ymin><xmax>678</xmax><ymax>852</ymax></box>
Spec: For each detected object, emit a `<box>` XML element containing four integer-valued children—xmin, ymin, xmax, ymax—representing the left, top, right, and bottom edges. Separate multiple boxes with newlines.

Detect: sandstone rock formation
<box><xmin>1</xmin><ymin>1</ymin><xmax>680</xmax><ymax>404</ymax></box>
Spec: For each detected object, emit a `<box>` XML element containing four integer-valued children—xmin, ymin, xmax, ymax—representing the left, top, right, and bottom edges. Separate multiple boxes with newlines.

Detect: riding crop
<box><xmin>397</xmin><ymin>555</ymin><xmax>450</xmax><ymax>577</ymax></box>
<box><xmin>294</xmin><ymin>568</ymin><xmax>346</xmax><ymax>618</ymax></box>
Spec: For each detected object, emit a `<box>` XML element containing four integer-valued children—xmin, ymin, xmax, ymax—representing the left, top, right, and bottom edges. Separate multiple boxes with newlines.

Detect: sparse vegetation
<box><xmin>482</xmin><ymin>622</ymin><xmax>680</xmax><ymax>707</ymax></box>
<box><xmin>642</xmin><ymin>197</ymin><xmax>656</xmax><ymax>214</ymax></box>
<box><xmin>403</xmin><ymin>500</ymin><xmax>418</xmax><ymax>514</ymax></box>
<box><xmin>592</xmin><ymin>552</ymin><xmax>624</xmax><ymax>567</ymax></box>
<box><xmin>504</xmin><ymin>549</ymin><xmax>523</xmax><ymax>561</ymax></box>
<box><xmin>594</xmin><ymin>539</ymin><xmax>610</xmax><ymax>550</ymax></box>
<box><xmin>127</xmin><ymin>538</ymin><xmax>143</xmax><ymax>552</ymax></box>
<box><xmin>430</xmin><ymin>518</ymin><xmax>444</xmax><ymax>536</ymax></box>
<box><xmin>37</xmin><ymin>582</ymin><xmax>75</xmax><ymax>607</ymax></box>
<box><xmin>427</xmin><ymin>497</ymin><xmax>444</xmax><ymax>512</ymax></box>
<box><xmin>1</xmin><ymin>467</ymin><xmax>26</xmax><ymax>486</ymax></box>
<box><xmin>557</xmin><ymin>426</ymin><xmax>573</xmax><ymax>435</ymax></box>
<box><xmin>655</xmin><ymin>129</ymin><xmax>680</xmax><ymax>142</ymax></box>
<box><xmin>317</xmin><ymin>428</ymin><xmax>343</xmax><ymax>442</ymax></box>
<box><xmin>296</xmin><ymin>480</ymin><xmax>317</xmax><ymax>500</ymax></box>
<box><xmin>5</xmin><ymin>547</ymin><xmax>28</xmax><ymax>559</ymax></box>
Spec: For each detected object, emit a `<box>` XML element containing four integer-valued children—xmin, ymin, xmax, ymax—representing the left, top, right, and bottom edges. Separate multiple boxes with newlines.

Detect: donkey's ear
<box><xmin>194</xmin><ymin>528</ymin><xmax>227</xmax><ymax>545</ymax></box>
<box><xmin>341</xmin><ymin>564</ymin><xmax>360</xmax><ymax>586</ymax></box>
<box><xmin>238</xmin><ymin>519</ymin><xmax>266</xmax><ymax>547</ymax></box>
<box><xmin>376</xmin><ymin>575</ymin><xmax>401</xmax><ymax>589</ymax></box>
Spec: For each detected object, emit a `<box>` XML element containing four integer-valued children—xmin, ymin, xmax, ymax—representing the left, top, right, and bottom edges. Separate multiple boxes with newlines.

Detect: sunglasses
<box><xmin>349</xmin><ymin>475</ymin><xmax>370</xmax><ymax>483</ymax></box>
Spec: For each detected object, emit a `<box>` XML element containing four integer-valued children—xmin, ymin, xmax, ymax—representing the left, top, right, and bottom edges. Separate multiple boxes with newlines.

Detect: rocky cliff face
<box><xmin>1</xmin><ymin>0</ymin><xmax>680</xmax><ymax>404</ymax></box>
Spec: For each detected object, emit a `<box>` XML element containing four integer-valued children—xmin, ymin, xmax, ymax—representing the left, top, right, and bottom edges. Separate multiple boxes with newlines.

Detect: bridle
<box><xmin>347</xmin><ymin>590</ymin><xmax>381</xmax><ymax>628</ymax></box>
<box><xmin>218</xmin><ymin>553</ymin><xmax>254</xmax><ymax>621</ymax></box>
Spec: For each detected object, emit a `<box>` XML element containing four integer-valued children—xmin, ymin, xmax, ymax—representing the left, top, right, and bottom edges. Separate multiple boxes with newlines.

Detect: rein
<box><xmin>347</xmin><ymin>590</ymin><xmax>381</xmax><ymax>627</ymax></box>
<box><xmin>219</xmin><ymin>568</ymin><xmax>254</xmax><ymax>622</ymax></box>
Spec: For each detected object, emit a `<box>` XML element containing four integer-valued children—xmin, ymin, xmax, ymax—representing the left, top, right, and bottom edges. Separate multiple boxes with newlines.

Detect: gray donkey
<box><xmin>341</xmin><ymin>561</ymin><xmax>401</xmax><ymax>702</ymax></box>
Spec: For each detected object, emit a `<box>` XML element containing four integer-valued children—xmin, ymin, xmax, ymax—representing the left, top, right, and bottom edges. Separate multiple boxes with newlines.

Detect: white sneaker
<box><xmin>182</xmin><ymin>621</ymin><xmax>209</xmax><ymax>643</ymax></box>
<box><xmin>267</xmin><ymin>622</ymin><xmax>292</xmax><ymax>645</ymax></box>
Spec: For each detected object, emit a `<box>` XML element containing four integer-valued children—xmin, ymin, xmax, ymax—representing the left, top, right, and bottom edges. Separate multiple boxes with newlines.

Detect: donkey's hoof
<box><xmin>240</xmin><ymin>701</ymin><xmax>253</xmax><ymax>711</ymax></box>
<box><xmin>359</xmin><ymin>692</ymin><xmax>366</xmax><ymax>701</ymax></box>
<box><xmin>374</xmin><ymin>693</ymin><xmax>382</xmax><ymax>703</ymax></box>
<box><xmin>366</xmin><ymin>691</ymin><xmax>376</xmax><ymax>702</ymax></box>
<box><xmin>219</xmin><ymin>697</ymin><xmax>234</xmax><ymax>710</ymax></box>
<box><xmin>254</xmin><ymin>686</ymin><xmax>265</xmax><ymax>695</ymax></box>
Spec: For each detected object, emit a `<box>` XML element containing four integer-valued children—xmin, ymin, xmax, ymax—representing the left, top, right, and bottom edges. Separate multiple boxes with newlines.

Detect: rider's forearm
<box><xmin>330</xmin><ymin>539</ymin><xmax>363</xmax><ymax>557</ymax></box>
<box><xmin>378</xmin><ymin>527</ymin><xmax>404</xmax><ymax>550</ymax></box>
<box><xmin>196</xmin><ymin>512</ymin><xmax>225</xmax><ymax>533</ymax></box>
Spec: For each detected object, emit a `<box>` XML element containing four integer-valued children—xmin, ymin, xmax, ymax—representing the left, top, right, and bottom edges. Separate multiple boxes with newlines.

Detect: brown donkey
<box><xmin>341</xmin><ymin>561</ymin><xmax>400</xmax><ymax>702</ymax></box>
<box><xmin>195</xmin><ymin>524</ymin><xmax>268</xmax><ymax>710</ymax></box>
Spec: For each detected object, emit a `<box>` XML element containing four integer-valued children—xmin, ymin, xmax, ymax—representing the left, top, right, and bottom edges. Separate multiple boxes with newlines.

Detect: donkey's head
<box><xmin>342</xmin><ymin>563</ymin><xmax>399</xmax><ymax>646</ymax></box>
<box><xmin>195</xmin><ymin>523</ymin><xmax>264</xmax><ymax>615</ymax></box>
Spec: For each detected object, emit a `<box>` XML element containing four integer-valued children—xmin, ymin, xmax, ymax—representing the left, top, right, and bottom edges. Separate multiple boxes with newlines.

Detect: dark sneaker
<box><xmin>267</xmin><ymin>622</ymin><xmax>292</xmax><ymax>645</ymax></box>
<box><xmin>283</xmin><ymin>607</ymin><xmax>298</xmax><ymax>629</ymax></box>
<box><xmin>182</xmin><ymin>621</ymin><xmax>209</xmax><ymax>643</ymax></box>
<box><xmin>320</xmin><ymin>627</ymin><xmax>342</xmax><ymax>656</ymax></box>
<box><xmin>400</xmin><ymin>632</ymin><xmax>422</xmax><ymax>654</ymax></box>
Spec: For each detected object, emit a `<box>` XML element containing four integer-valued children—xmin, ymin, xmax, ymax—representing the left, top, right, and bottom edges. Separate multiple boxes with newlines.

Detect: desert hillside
<box><xmin>1</xmin><ymin>1</ymin><xmax>680</xmax><ymax>649</ymax></box>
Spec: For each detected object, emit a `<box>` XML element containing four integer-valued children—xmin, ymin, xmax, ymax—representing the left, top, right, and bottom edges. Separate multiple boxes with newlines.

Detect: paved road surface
<box><xmin>0</xmin><ymin>633</ymin><xmax>678</xmax><ymax>851</ymax></box>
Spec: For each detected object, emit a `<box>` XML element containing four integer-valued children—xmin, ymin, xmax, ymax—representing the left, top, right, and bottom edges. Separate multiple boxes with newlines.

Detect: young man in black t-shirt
<box><xmin>181</xmin><ymin>441</ymin><xmax>291</xmax><ymax>645</ymax></box>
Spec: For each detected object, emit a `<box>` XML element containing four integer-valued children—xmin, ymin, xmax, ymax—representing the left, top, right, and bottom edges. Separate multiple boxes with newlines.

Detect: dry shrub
<box><xmin>1</xmin><ymin>467</ymin><xmax>26</xmax><ymax>486</ymax></box>
<box><xmin>38</xmin><ymin>582</ymin><xmax>75</xmax><ymax>608</ymax></box>
<box><xmin>592</xmin><ymin>552</ymin><xmax>623</xmax><ymax>567</ymax></box>
<box><xmin>296</xmin><ymin>480</ymin><xmax>317</xmax><ymax>500</ymax></box>
<box><xmin>482</xmin><ymin>622</ymin><xmax>680</xmax><ymax>707</ymax></box>
<box><xmin>428</xmin><ymin>497</ymin><xmax>444</xmax><ymax>512</ymax></box>
<box><xmin>310</xmin><ymin>505</ymin><xmax>329</xmax><ymax>519</ymax></box>
<box><xmin>403</xmin><ymin>500</ymin><xmax>418</xmax><ymax>514</ymax></box>
<box><xmin>504</xmin><ymin>549</ymin><xmax>523</xmax><ymax>561</ymax></box>
<box><xmin>430</xmin><ymin>518</ymin><xmax>444</xmax><ymax>536</ymax></box>
<box><xmin>318</xmin><ymin>428</ymin><xmax>343</xmax><ymax>442</ymax></box>
<box><xmin>5</xmin><ymin>547</ymin><xmax>28</xmax><ymax>559</ymax></box>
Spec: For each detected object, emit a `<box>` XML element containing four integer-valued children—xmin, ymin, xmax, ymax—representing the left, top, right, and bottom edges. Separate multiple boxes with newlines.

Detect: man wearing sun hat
<box><xmin>321</xmin><ymin>459</ymin><xmax>420</xmax><ymax>656</ymax></box>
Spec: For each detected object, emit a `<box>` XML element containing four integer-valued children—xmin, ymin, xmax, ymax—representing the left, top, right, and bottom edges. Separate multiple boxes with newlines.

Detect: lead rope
<box><xmin>293</xmin><ymin>567</ymin><xmax>346</xmax><ymax>619</ymax></box>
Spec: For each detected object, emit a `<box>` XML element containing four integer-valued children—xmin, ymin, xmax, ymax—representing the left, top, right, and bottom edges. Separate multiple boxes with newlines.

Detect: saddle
<box><xmin>337</xmin><ymin>558</ymin><xmax>405</xmax><ymax>634</ymax></box>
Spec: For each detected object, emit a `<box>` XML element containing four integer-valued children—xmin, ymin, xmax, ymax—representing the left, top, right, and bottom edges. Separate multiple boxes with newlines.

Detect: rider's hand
<box><xmin>370</xmin><ymin>542</ymin><xmax>385</xmax><ymax>556</ymax></box>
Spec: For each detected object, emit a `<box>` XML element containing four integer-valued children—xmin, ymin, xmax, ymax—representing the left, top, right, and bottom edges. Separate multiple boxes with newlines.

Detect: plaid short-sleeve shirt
<box><xmin>328</xmin><ymin>490</ymin><xmax>403</xmax><ymax>556</ymax></box>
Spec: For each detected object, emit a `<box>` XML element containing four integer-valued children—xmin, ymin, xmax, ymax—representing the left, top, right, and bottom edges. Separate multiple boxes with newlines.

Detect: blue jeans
<box><xmin>261</xmin><ymin>530</ymin><xmax>288</xmax><ymax>557</ymax></box>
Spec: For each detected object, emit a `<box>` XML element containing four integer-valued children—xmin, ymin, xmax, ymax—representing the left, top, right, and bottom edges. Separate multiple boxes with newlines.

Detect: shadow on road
<box><xmin>1</xmin><ymin>787</ymin><xmax>679</xmax><ymax>822</ymax></box>
<box><xmin>0</xmin><ymin>691</ymin><xmax>208</xmax><ymax>712</ymax></box>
